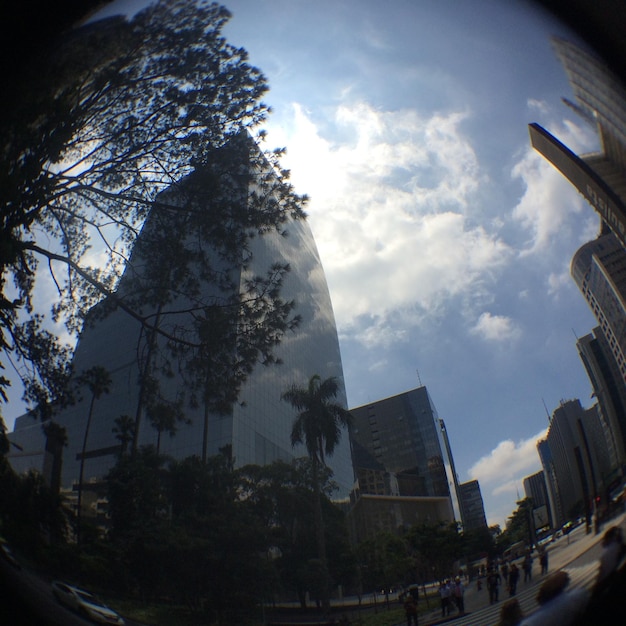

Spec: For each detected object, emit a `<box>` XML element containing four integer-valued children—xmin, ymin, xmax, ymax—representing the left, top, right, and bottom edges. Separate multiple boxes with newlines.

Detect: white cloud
<box><xmin>266</xmin><ymin>102</ymin><xmax>511</xmax><ymax>341</ymax></box>
<box><xmin>547</xmin><ymin>269</ymin><xmax>572</xmax><ymax>298</ymax></box>
<box><xmin>527</xmin><ymin>98</ymin><xmax>549</xmax><ymax>115</ymax></box>
<box><xmin>468</xmin><ymin>430</ymin><xmax>546</xmax><ymax>489</ymax></box>
<box><xmin>470</xmin><ymin>312</ymin><xmax>522</xmax><ymax>342</ymax></box>
<box><xmin>510</xmin><ymin>117</ymin><xmax>598</xmax><ymax>255</ymax></box>
<box><xmin>467</xmin><ymin>430</ymin><xmax>547</xmax><ymax>527</ymax></box>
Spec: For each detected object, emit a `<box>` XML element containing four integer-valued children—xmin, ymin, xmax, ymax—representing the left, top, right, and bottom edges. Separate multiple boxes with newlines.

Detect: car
<box><xmin>0</xmin><ymin>540</ymin><xmax>21</xmax><ymax>569</ymax></box>
<box><xmin>51</xmin><ymin>581</ymin><xmax>125</xmax><ymax>625</ymax></box>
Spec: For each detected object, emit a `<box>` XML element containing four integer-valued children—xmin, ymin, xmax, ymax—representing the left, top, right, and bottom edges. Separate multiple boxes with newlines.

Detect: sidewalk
<box><xmin>415</xmin><ymin>511</ymin><xmax>626</xmax><ymax>626</ymax></box>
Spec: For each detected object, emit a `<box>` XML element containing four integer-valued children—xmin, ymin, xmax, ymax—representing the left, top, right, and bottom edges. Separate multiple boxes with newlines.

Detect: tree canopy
<box><xmin>0</xmin><ymin>0</ymin><xmax>306</xmax><ymax>424</ymax></box>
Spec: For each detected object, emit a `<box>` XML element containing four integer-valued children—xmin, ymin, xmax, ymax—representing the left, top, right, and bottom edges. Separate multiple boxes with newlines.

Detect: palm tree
<box><xmin>112</xmin><ymin>414</ymin><xmax>135</xmax><ymax>456</ymax></box>
<box><xmin>147</xmin><ymin>400</ymin><xmax>184</xmax><ymax>455</ymax></box>
<box><xmin>281</xmin><ymin>374</ymin><xmax>352</xmax><ymax>613</ymax></box>
<box><xmin>76</xmin><ymin>366</ymin><xmax>111</xmax><ymax>546</ymax></box>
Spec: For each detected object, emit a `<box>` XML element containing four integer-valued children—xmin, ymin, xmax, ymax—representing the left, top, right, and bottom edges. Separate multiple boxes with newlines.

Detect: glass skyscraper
<box><xmin>347</xmin><ymin>386</ymin><xmax>457</xmax><ymax>540</ymax></box>
<box><xmin>9</xmin><ymin>136</ymin><xmax>354</xmax><ymax>501</ymax></box>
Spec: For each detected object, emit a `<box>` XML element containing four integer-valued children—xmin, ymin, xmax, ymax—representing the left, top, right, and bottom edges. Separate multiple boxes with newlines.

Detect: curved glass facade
<box><xmin>10</xmin><ymin>137</ymin><xmax>354</xmax><ymax>499</ymax></box>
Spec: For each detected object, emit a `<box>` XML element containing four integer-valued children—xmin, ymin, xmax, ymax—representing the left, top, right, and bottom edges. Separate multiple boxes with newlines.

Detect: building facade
<box><xmin>523</xmin><ymin>471</ymin><xmax>553</xmax><ymax>532</ymax></box>
<box><xmin>571</xmin><ymin>233</ymin><xmax>626</xmax><ymax>481</ymax></box>
<box><xmin>529</xmin><ymin>37</ymin><xmax>626</xmax><ymax>248</ymax></box>
<box><xmin>457</xmin><ymin>480</ymin><xmax>488</xmax><ymax>531</ymax></box>
<box><xmin>537</xmin><ymin>399</ymin><xmax>604</xmax><ymax>529</ymax></box>
<box><xmin>347</xmin><ymin>386</ymin><xmax>457</xmax><ymax>542</ymax></box>
<box><xmin>9</xmin><ymin>136</ymin><xmax>354</xmax><ymax>507</ymax></box>
<box><xmin>577</xmin><ymin>328</ymin><xmax>626</xmax><ymax>473</ymax></box>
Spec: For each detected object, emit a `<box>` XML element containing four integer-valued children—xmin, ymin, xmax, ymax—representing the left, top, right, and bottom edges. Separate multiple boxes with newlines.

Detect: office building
<box><xmin>457</xmin><ymin>480</ymin><xmax>488</xmax><ymax>531</ymax></box>
<box><xmin>537</xmin><ymin>439</ymin><xmax>562</xmax><ymax>530</ymax></box>
<box><xmin>529</xmin><ymin>37</ymin><xmax>626</xmax><ymax>248</ymax></box>
<box><xmin>528</xmin><ymin>35</ymin><xmax>626</xmax><ymax>510</ymax></box>
<box><xmin>347</xmin><ymin>386</ymin><xmax>457</xmax><ymax>542</ymax></box>
<box><xmin>523</xmin><ymin>471</ymin><xmax>553</xmax><ymax>532</ymax></box>
<box><xmin>9</xmin><ymin>136</ymin><xmax>354</xmax><ymax>508</ymax></box>
<box><xmin>571</xmin><ymin>234</ymin><xmax>626</xmax><ymax>476</ymax></box>
<box><xmin>577</xmin><ymin>328</ymin><xmax>626</xmax><ymax>480</ymax></box>
<box><xmin>537</xmin><ymin>399</ymin><xmax>604</xmax><ymax>529</ymax></box>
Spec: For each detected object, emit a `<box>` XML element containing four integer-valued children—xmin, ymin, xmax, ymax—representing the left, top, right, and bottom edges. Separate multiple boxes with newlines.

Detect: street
<box><xmin>416</xmin><ymin>512</ymin><xmax>626</xmax><ymax>626</ymax></box>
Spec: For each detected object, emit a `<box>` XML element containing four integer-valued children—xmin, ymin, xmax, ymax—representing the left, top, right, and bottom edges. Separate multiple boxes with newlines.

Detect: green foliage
<box><xmin>0</xmin><ymin>468</ymin><xmax>69</xmax><ymax>556</ymax></box>
<box><xmin>496</xmin><ymin>497</ymin><xmax>534</xmax><ymax>553</ymax></box>
<box><xmin>1</xmin><ymin>0</ymin><xmax>306</xmax><ymax>424</ymax></box>
<box><xmin>282</xmin><ymin>374</ymin><xmax>353</xmax><ymax>611</ymax></box>
<box><xmin>356</xmin><ymin>531</ymin><xmax>414</xmax><ymax>594</ymax></box>
<box><xmin>284</xmin><ymin>375</ymin><xmax>353</xmax><ymax>465</ymax></box>
<box><xmin>461</xmin><ymin>525</ymin><xmax>497</xmax><ymax>562</ymax></box>
<box><xmin>406</xmin><ymin>521</ymin><xmax>462</xmax><ymax>582</ymax></box>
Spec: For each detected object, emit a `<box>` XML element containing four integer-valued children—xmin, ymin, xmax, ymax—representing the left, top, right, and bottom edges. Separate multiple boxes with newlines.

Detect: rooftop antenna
<box><xmin>542</xmin><ymin>398</ymin><xmax>551</xmax><ymax>424</ymax></box>
<box><xmin>416</xmin><ymin>369</ymin><xmax>423</xmax><ymax>387</ymax></box>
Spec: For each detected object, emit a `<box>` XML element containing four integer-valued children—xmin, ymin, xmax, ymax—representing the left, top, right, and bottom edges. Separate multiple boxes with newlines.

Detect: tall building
<box><xmin>537</xmin><ymin>399</ymin><xmax>604</xmax><ymax>528</ymax></box>
<box><xmin>347</xmin><ymin>386</ymin><xmax>457</xmax><ymax>542</ymax></box>
<box><xmin>577</xmin><ymin>328</ymin><xmax>626</xmax><ymax>475</ymax></box>
<box><xmin>529</xmin><ymin>34</ymin><xmax>626</xmax><ymax>510</ymax></box>
<box><xmin>528</xmin><ymin>37</ymin><xmax>626</xmax><ymax>247</ymax></box>
<box><xmin>571</xmin><ymin>233</ymin><xmax>626</xmax><ymax>472</ymax></box>
<box><xmin>9</xmin><ymin>136</ymin><xmax>354</xmax><ymax>506</ymax></box>
<box><xmin>537</xmin><ymin>439</ymin><xmax>562</xmax><ymax>529</ymax></box>
<box><xmin>457</xmin><ymin>480</ymin><xmax>488</xmax><ymax>531</ymax></box>
<box><xmin>523</xmin><ymin>471</ymin><xmax>553</xmax><ymax>532</ymax></box>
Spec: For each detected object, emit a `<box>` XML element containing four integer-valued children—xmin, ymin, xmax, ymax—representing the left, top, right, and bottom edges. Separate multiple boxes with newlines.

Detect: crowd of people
<box><xmin>390</xmin><ymin>523</ymin><xmax>625</xmax><ymax>626</ymax></box>
<box><xmin>497</xmin><ymin>524</ymin><xmax>626</xmax><ymax>626</ymax></box>
<box><xmin>472</xmin><ymin>545</ymin><xmax>545</xmax><ymax>605</ymax></box>
<box><xmin>436</xmin><ymin>576</ymin><xmax>466</xmax><ymax>619</ymax></box>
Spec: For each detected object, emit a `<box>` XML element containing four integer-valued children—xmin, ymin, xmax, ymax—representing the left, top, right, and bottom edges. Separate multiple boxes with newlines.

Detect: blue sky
<box><xmin>5</xmin><ymin>1</ymin><xmax>605</xmax><ymax>529</ymax></box>
<box><xmin>219</xmin><ymin>0</ymin><xmax>601</xmax><ymax>528</ymax></box>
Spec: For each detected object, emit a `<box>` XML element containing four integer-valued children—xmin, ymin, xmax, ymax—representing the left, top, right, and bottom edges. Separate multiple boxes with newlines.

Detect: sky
<box><xmin>5</xmin><ymin>0</ymin><xmax>606</xmax><ymax>529</ymax></box>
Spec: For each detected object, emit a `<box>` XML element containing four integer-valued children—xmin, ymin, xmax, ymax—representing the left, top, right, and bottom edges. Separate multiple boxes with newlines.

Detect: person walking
<box><xmin>501</xmin><ymin>560</ymin><xmax>509</xmax><ymax>587</ymax></box>
<box><xmin>508</xmin><ymin>563</ymin><xmax>520</xmax><ymax>596</ymax></box>
<box><xmin>497</xmin><ymin>598</ymin><xmax>524</xmax><ymax>626</ymax></box>
<box><xmin>523</xmin><ymin>552</ymin><xmax>533</xmax><ymax>583</ymax></box>
<box><xmin>453</xmin><ymin>576</ymin><xmax>465</xmax><ymax>614</ymax></box>
<box><xmin>439</xmin><ymin>581</ymin><xmax>449</xmax><ymax>618</ymax></box>
<box><xmin>539</xmin><ymin>548</ymin><xmax>548</xmax><ymax>575</ymax></box>
<box><xmin>519</xmin><ymin>571</ymin><xmax>589</xmax><ymax>626</ymax></box>
<box><xmin>403</xmin><ymin>592</ymin><xmax>418</xmax><ymax>626</ymax></box>
<box><xmin>487</xmin><ymin>567</ymin><xmax>501</xmax><ymax>605</ymax></box>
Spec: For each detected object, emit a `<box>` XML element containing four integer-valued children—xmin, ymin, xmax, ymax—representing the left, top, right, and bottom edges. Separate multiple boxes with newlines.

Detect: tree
<box><xmin>497</xmin><ymin>497</ymin><xmax>535</xmax><ymax>554</ymax></box>
<box><xmin>406</xmin><ymin>521</ymin><xmax>462</xmax><ymax>584</ymax></box>
<box><xmin>75</xmin><ymin>366</ymin><xmax>111</xmax><ymax>545</ymax></box>
<box><xmin>1</xmin><ymin>0</ymin><xmax>306</xmax><ymax>425</ymax></box>
<box><xmin>42</xmin><ymin>420</ymin><xmax>68</xmax><ymax>496</ymax></box>
<box><xmin>281</xmin><ymin>374</ymin><xmax>352</xmax><ymax>613</ymax></box>
<box><xmin>112</xmin><ymin>414</ymin><xmax>135</xmax><ymax>456</ymax></box>
<box><xmin>146</xmin><ymin>399</ymin><xmax>188</xmax><ymax>455</ymax></box>
<box><xmin>356</xmin><ymin>532</ymin><xmax>413</xmax><ymax>600</ymax></box>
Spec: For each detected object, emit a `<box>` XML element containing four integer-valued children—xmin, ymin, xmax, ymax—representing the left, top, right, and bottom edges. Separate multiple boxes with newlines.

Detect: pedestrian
<box><xmin>403</xmin><ymin>592</ymin><xmax>418</xmax><ymax>626</ymax></box>
<box><xmin>501</xmin><ymin>560</ymin><xmax>509</xmax><ymax>587</ymax></box>
<box><xmin>444</xmin><ymin>579</ymin><xmax>454</xmax><ymax>615</ymax></box>
<box><xmin>487</xmin><ymin>567</ymin><xmax>501</xmax><ymax>604</ymax></box>
<box><xmin>453</xmin><ymin>576</ymin><xmax>465</xmax><ymax>614</ymax></box>
<box><xmin>575</xmin><ymin>526</ymin><xmax>626</xmax><ymax>625</ymax></box>
<box><xmin>519</xmin><ymin>570</ymin><xmax>589</xmax><ymax>626</ymax></box>
<box><xmin>596</xmin><ymin>525</ymin><xmax>626</xmax><ymax>588</ymax></box>
<box><xmin>523</xmin><ymin>551</ymin><xmax>533</xmax><ymax>583</ymax></box>
<box><xmin>439</xmin><ymin>581</ymin><xmax>449</xmax><ymax>618</ymax></box>
<box><xmin>539</xmin><ymin>549</ymin><xmax>548</xmax><ymax>575</ymax></box>
<box><xmin>497</xmin><ymin>597</ymin><xmax>524</xmax><ymax>626</ymax></box>
<box><xmin>508</xmin><ymin>563</ymin><xmax>520</xmax><ymax>596</ymax></box>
